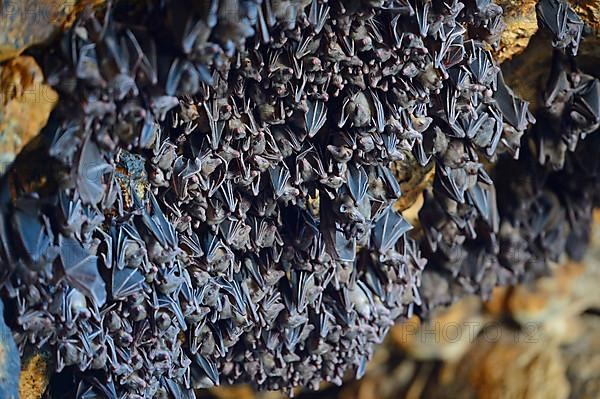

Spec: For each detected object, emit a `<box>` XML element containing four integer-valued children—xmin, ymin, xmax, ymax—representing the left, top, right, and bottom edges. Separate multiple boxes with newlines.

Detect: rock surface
<box><xmin>0</xmin><ymin>0</ymin><xmax>105</xmax><ymax>61</ymax></box>
<box><xmin>0</xmin><ymin>56</ymin><xmax>57</xmax><ymax>173</ymax></box>
<box><xmin>18</xmin><ymin>353</ymin><xmax>51</xmax><ymax>399</ymax></box>
<box><xmin>0</xmin><ymin>299</ymin><xmax>19</xmax><ymax>399</ymax></box>
<box><xmin>496</xmin><ymin>0</ymin><xmax>539</xmax><ymax>63</ymax></box>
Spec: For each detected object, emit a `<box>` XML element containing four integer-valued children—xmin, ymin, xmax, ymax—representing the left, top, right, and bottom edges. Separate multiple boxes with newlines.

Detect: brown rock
<box><xmin>496</xmin><ymin>0</ymin><xmax>539</xmax><ymax>63</ymax></box>
<box><xmin>391</xmin><ymin>297</ymin><xmax>488</xmax><ymax>361</ymax></box>
<box><xmin>482</xmin><ymin>286</ymin><xmax>510</xmax><ymax>318</ymax></box>
<box><xmin>495</xmin><ymin>0</ymin><xmax>600</xmax><ymax>64</ymax></box>
<box><xmin>18</xmin><ymin>353</ymin><xmax>51</xmax><ymax>399</ymax></box>
<box><xmin>571</xmin><ymin>0</ymin><xmax>600</xmax><ymax>33</ymax></box>
<box><xmin>0</xmin><ymin>299</ymin><xmax>19</xmax><ymax>399</ymax></box>
<box><xmin>0</xmin><ymin>0</ymin><xmax>105</xmax><ymax>61</ymax></box>
<box><xmin>0</xmin><ymin>56</ymin><xmax>57</xmax><ymax>173</ymax></box>
<box><xmin>507</xmin><ymin>262</ymin><xmax>585</xmax><ymax>326</ymax></box>
<box><xmin>393</xmin><ymin>154</ymin><xmax>435</xmax><ymax>213</ymax></box>
<box><xmin>427</xmin><ymin>335</ymin><xmax>570</xmax><ymax>399</ymax></box>
<box><xmin>562</xmin><ymin>315</ymin><xmax>600</xmax><ymax>399</ymax></box>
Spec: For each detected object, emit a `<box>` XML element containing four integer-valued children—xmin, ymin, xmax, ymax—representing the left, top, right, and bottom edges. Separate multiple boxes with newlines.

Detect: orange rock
<box><xmin>562</xmin><ymin>315</ymin><xmax>600</xmax><ymax>398</ymax></box>
<box><xmin>571</xmin><ymin>0</ymin><xmax>600</xmax><ymax>33</ymax></box>
<box><xmin>18</xmin><ymin>353</ymin><xmax>51</xmax><ymax>399</ymax></box>
<box><xmin>207</xmin><ymin>385</ymin><xmax>290</xmax><ymax>399</ymax></box>
<box><xmin>0</xmin><ymin>56</ymin><xmax>57</xmax><ymax>173</ymax></box>
<box><xmin>483</xmin><ymin>286</ymin><xmax>510</xmax><ymax>318</ymax></box>
<box><xmin>507</xmin><ymin>261</ymin><xmax>591</xmax><ymax>328</ymax></box>
<box><xmin>391</xmin><ymin>297</ymin><xmax>487</xmax><ymax>361</ymax></box>
<box><xmin>593</xmin><ymin>208</ymin><xmax>600</xmax><ymax>224</ymax></box>
<box><xmin>401</xmin><ymin>192</ymin><xmax>424</xmax><ymax>229</ymax></box>
<box><xmin>0</xmin><ymin>0</ymin><xmax>106</xmax><ymax>61</ymax></box>
<box><xmin>496</xmin><ymin>0</ymin><xmax>539</xmax><ymax>63</ymax></box>
<box><xmin>209</xmin><ymin>385</ymin><xmax>257</xmax><ymax>399</ymax></box>
<box><xmin>392</xmin><ymin>155</ymin><xmax>434</xmax><ymax>213</ymax></box>
<box><xmin>464</xmin><ymin>339</ymin><xmax>569</xmax><ymax>399</ymax></box>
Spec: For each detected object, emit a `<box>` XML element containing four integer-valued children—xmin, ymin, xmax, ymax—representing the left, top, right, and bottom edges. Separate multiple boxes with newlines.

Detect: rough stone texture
<box><xmin>417</xmin><ymin>210</ymin><xmax>600</xmax><ymax>399</ymax></box>
<box><xmin>389</xmin><ymin>297</ymin><xmax>488</xmax><ymax>362</ymax></box>
<box><xmin>558</xmin><ymin>211</ymin><xmax>600</xmax><ymax>399</ymax></box>
<box><xmin>0</xmin><ymin>0</ymin><xmax>105</xmax><ymax>61</ymax></box>
<box><xmin>493</xmin><ymin>0</ymin><xmax>600</xmax><ymax>64</ymax></box>
<box><xmin>562</xmin><ymin>315</ymin><xmax>600</xmax><ymax>399</ymax></box>
<box><xmin>571</xmin><ymin>0</ymin><xmax>600</xmax><ymax>32</ymax></box>
<box><xmin>392</xmin><ymin>156</ymin><xmax>435</xmax><ymax>213</ymax></box>
<box><xmin>18</xmin><ymin>353</ymin><xmax>51</xmax><ymax>399</ymax></box>
<box><xmin>0</xmin><ymin>299</ymin><xmax>19</xmax><ymax>399</ymax></box>
<box><xmin>495</xmin><ymin>0</ymin><xmax>539</xmax><ymax>63</ymax></box>
<box><xmin>0</xmin><ymin>56</ymin><xmax>57</xmax><ymax>173</ymax></box>
<box><xmin>0</xmin><ymin>3</ymin><xmax>99</xmax><ymax>396</ymax></box>
<box><xmin>499</xmin><ymin>0</ymin><xmax>600</xmax><ymax>111</ymax></box>
<box><xmin>427</xmin><ymin>336</ymin><xmax>570</xmax><ymax>399</ymax></box>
